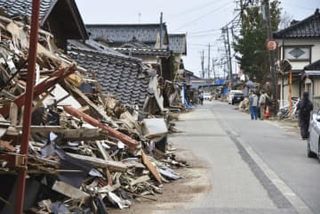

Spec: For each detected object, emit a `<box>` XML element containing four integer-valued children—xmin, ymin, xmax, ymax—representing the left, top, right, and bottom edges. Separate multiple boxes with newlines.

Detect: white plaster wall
<box><xmin>313</xmin><ymin>79</ymin><xmax>320</xmax><ymax>97</ymax></box>
<box><xmin>279</xmin><ymin>75</ymin><xmax>300</xmax><ymax>102</ymax></box>
<box><xmin>277</xmin><ymin>39</ymin><xmax>320</xmax><ymax>70</ymax></box>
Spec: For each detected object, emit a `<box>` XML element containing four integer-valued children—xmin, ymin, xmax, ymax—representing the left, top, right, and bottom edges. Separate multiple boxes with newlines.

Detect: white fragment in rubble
<box><xmin>49</xmin><ymin>132</ymin><xmax>58</xmax><ymax>142</ymax></box>
<box><xmin>7</xmin><ymin>56</ymin><xmax>16</xmax><ymax>74</ymax></box>
<box><xmin>142</xmin><ymin>118</ymin><xmax>168</xmax><ymax>138</ymax></box>
<box><xmin>35</xmin><ymin>64</ymin><xmax>40</xmax><ymax>84</ymax></box>
<box><xmin>102</xmin><ymin>142</ymin><xmax>110</xmax><ymax>149</ymax></box>
<box><xmin>117</xmin><ymin>141</ymin><xmax>125</xmax><ymax>149</ymax></box>
<box><xmin>43</xmin><ymin>84</ymin><xmax>82</xmax><ymax>109</ymax></box>
<box><xmin>107</xmin><ymin>192</ymin><xmax>131</xmax><ymax>209</ymax></box>
<box><xmin>1</xmin><ymin>161</ymin><xmax>7</xmax><ymax>168</ymax></box>
<box><xmin>89</xmin><ymin>169</ymin><xmax>103</xmax><ymax>178</ymax></box>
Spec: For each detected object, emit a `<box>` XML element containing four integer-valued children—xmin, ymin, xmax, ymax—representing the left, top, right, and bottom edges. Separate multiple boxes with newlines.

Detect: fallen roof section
<box><xmin>68</xmin><ymin>41</ymin><xmax>153</xmax><ymax>108</ymax></box>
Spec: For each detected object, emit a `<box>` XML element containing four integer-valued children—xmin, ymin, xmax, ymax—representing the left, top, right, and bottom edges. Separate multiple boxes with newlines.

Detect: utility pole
<box><xmin>263</xmin><ymin>0</ymin><xmax>277</xmax><ymax>112</ymax></box>
<box><xmin>222</xmin><ymin>28</ymin><xmax>228</xmax><ymax>77</ymax></box>
<box><xmin>212</xmin><ymin>58</ymin><xmax>216</xmax><ymax>79</ymax></box>
<box><xmin>239</xmin><ymin>0</ymin><xmax>244</xmax><ymax>25</ymax></box>
<box><xmin>160</xmin><ymin>12</ymin><xmax>163</xmax><ymax>49</ymax></box>
<box><xmin>226</xmin><ymin>27</ymin><xmax>232</xmax><ymax>79</ymax></box>
<box><xmin>223</xmin><ymin>27</ymin><xmax>233</xmax><ymax>80</ymax></box>
<box><xmin>201</xmin><ymin>50</ymin><xmax>205</xmax><ymax>78</ymax></box>
<box><xmin>208</xmin><ymin>43</ymin><xmax>211</xmax><ymax>79</ymax></box>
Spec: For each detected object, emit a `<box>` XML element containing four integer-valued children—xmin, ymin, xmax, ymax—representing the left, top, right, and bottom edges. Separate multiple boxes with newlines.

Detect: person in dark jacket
<box><xmin>298</xmin><ymin>92</ymin><xmax>313</xmax><ymax>140</ymax></box>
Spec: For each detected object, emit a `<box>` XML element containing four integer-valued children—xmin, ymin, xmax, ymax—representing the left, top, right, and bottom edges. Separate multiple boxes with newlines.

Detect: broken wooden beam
<box><xmin>63</xmin><ymin>105</ymin><xmax>139</xmax><ymax>151</ymax></box>
<box><xmin>66</xmin><ymin>153</ymin><xmax>127</xmax><ymax>172</ymax></box>
<box><xmin>129</xmin><ymin>175</ymin><xmax>150</xmax><ymax>186</ymax></box>
<box><xmin>62</xmin><ymin>81</ymin><xmax>119</xmax><ymax>128</ymax></box>
<box><xmin>141</xmin><ymin>151</ymin><xmax>162</xmax><ymax>184</ymax></box>
<box><xmin>0</xmin><ymin>66</ymin><xmax>75</xmax><ymax>117</ymax></box>
<box><xmin>52</xmin><ymin>181</ymin><xmax>89</xmax><ymax>200</ymax></box>
<box><xmin>17</xmin><ymin>126</ymin><xmax>106</xmax><ymax>140</ymax></box>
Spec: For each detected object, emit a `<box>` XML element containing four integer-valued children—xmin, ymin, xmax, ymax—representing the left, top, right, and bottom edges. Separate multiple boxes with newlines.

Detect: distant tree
<box><xmin>233</xmin><ymin>0</ymin><xmax>281</xmax><ymax>83</ymax></box>
<box><xmin>279</xmin><ymin>11</ymin><xmax>293</xmax><ymax>30</ymax></box>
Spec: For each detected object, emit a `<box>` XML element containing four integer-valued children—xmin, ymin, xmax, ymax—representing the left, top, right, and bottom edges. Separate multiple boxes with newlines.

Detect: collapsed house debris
<box><xmin>0</xmin><ymin>15</ymin><xmax>187</xmax><ymax>213</ymax></box>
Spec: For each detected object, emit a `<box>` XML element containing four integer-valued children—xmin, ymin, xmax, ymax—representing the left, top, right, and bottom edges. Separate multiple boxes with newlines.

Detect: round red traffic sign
<box><xmin>266</xmin><ymin>40</ymin><xmax>277</xmax><ymax>51</ymax></box>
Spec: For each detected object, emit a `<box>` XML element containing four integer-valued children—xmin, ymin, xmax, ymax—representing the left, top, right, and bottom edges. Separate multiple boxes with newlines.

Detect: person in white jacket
<box><xmin>249</xmin><ymin>92</ymin><xmax>258</xmax><ymax>120</ymax></box>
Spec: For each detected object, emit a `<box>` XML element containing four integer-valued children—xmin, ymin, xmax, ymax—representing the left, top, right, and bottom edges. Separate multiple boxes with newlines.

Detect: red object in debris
<box><xmin>264</xmin><ymin>106</ymin><xmax>271</xmax><ymax>119</ymax></box>
<box><xmin>63</xmin><ymin>105</ymin><xmax>139</xmax><ymax>150</ymax></box>
<box><xmin>0</xmin><ymin>67</ymin><xmax>75</xmax><ymax>118</ymax></box>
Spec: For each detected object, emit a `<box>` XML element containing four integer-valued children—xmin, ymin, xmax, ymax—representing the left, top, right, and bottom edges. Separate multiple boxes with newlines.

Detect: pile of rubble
<box><xmin>0</xmin><ymin>15</ymin><xmax>186</xmax><ymax>213</ymax></box>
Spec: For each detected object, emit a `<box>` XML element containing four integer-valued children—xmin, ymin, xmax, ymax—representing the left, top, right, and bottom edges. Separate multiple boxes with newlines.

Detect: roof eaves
<box><xmin>304</xmin><ymin>59</ymin><xmax>320</xmax><ymax>70</ymax></box>
<box><xmin>66</xmin><ymin>0</ymin><xmax>89</xmax><ymax>39</ymax></box>
<box><xmin>40</xmin><ymin>0</ymin><xmax>58</xmax><ymax>26</ymax></box>
<box><xmin>274</xmin><ymin>9</ymin><xmax>320</xmax><ymax>39</ymax></box>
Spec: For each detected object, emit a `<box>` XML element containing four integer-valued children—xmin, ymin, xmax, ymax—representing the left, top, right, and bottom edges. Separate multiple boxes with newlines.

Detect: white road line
<box><xmin>235</xmin><ymin>135</ymin><xmax>313</xmax><ymax>214</ymax></box>
<box><xmin>213</xmin><ymin>108</ymin><xmax>314</xmax><ymax>214</ymax></box>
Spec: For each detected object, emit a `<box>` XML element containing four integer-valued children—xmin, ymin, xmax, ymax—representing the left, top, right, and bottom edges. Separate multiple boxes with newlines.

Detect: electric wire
<box><xmin>173</xmin><ymin>2</ymin><xmax>235</xmax><ymax>31</ymax></box>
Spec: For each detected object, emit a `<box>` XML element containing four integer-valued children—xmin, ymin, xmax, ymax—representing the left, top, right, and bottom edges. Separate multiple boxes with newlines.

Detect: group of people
<box><xmin>248</xmin><ymin>91</ymin><xmax>270</xmax><ymax>120</ymax></box>
<box><xmin>249</xmin><ymin>90</ymin><xmax>314</xmax><ymax>140</ymax></box>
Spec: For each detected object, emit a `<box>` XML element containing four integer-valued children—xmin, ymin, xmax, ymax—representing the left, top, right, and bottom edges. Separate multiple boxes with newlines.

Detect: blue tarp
<box><xmin>215</xmin><ymin>79</ymin><xmax>225</xmax><ymax>86</ymax></box>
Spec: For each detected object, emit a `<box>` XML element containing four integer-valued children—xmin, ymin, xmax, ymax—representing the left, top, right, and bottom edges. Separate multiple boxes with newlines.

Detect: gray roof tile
<box><xmin>0</xmin><ymin>0</ymin><xmax>57</xmax><ymax>24</ymax></box>
<box><xmin>304</xmin><ymin>60</ymin><xmax>320</xmax><ymax>71</ymax></box>
<box><xmin>168</xmin><ymin>34</ymin><xmax>187</xmax><ymax>55</ymax></box>
<box><xmin>67</xmin><ymin>44</ymin><xmax>151</xmax><ymax>108</ymax></box>
<box><xmin>274</xmin><ymin>9</ymin><xmax>320</xmax><ymax>39</ymax></box>
<box><xmin>86</xmin><ymin>23</ymin><xmax>169</xmax><ymax>47</ymax></box>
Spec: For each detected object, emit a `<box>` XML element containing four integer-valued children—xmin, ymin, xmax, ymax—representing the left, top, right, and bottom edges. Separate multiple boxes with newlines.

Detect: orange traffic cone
<box><xmin>264</xmin><ymin>106</ymin><xmax>270</xmax><ymax>119</ymax></box>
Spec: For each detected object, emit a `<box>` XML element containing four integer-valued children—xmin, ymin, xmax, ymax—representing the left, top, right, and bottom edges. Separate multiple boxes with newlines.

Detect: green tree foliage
<box><xmin>233</xmin><ymin>1</ymin><xmax>281</xmax><ymax>83</ymax></box>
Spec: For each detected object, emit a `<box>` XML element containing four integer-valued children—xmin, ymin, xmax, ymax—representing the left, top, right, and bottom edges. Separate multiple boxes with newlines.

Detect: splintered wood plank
<box><xmin>66</xmin><ymin>153</ymin><xmax>127</xmax><ymax>172</ymax></box>
<box><xmin>141</xmin><ymin>150</ymin><xmax>162</xmax><ymax>184</ymax></box>
<box><xmin>52</xmin><ymin>181</ymin><xmax>89</xmax><ymax>200</ymax></box>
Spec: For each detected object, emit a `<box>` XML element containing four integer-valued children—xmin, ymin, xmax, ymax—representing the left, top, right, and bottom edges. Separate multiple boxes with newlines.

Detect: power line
<box><xmin>173</xmin><ymin>2</ymin><xmax>234</xmax><ymax>31</ymax></box>
<box><xmin>188</xmin><ymin>32</ymin><xmax>221</xmax><ymax>38</ymax></box>
<box><xmin>188</xmin><ymin>28</ymin><xmax>221</xmax><ymax>35</ymax></box>
<box><xmin>168</xmin><ymin>0</ymin><xmax>223</xmax><ymax>18</ymax></box>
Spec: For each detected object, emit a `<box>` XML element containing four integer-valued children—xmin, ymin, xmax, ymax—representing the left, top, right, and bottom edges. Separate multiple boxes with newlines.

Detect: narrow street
<box><xmin>167</xmin><ymin>101</ymin><xmax>320</xmax><ymax>214</ymax></box>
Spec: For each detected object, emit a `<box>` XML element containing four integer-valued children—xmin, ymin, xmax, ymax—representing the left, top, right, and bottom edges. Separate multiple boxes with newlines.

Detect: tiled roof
<box><xmin>274</xmin><ymin>9</ymin><xmax>320</xmax><ymax>39</ymax></box>
<box><xmin>86</xmin><ymin>23</ymin><xmax>169</xmax><ymax>47</ymax></box>
<box><xmin>0</xmin><ymin>0</ymin><xmax>57</xmax><ymax>25</ymax></box>
<box><xmin>168</xmin><ymin>34</ymin><xmax>187</xmax><ymax>55</ymax></box>
<box><xmin>112</xmin><ymin>40</ymin><xmax>171</xmax><ymax>57</ymax></box>
<box><xmin>113</xmin><ymin>46</ymin><xmax>170</xmax><ymax>57</ymax></box>
<box><xmin>67</xmin><ymin>42</ymin><xmax>152</xmax><ymax>108</ymax></box>
<box><xmin>304</xmin><ymin>60</ymin><xmax>320</xmax><ymax>71</ymax></box>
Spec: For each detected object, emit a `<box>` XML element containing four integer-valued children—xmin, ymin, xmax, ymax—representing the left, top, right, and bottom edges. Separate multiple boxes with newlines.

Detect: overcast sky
<box><xmin>75</xmin><ymin>0</ymin><xmax>320</xmax><ymax>77</ymax></box>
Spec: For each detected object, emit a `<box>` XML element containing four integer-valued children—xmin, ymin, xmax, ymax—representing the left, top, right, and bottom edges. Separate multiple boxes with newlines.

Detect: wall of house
<box><xmin>279</xmin><ymin>75</ymin><xmax>300</xmax><ymax>103</ymax></box>
<box><xmin>278</xmin><ymin>39</ymin><xmax>320</xmax><ymax>70</ymax></box>
<box><xmin>314</xmin><ymin>79</ymin><xmax>320</xmax><ymax>97</ymax></box>
<box><xmin>313</xmin><ymin>79</ymin><xmax>320</xmax><ymax>110</ymax></box>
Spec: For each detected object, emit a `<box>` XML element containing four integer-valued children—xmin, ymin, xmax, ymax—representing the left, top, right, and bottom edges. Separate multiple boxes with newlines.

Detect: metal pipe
<box><xmin>15</xmin><ymin>0</ymin><xmax>41</xmax><ymax>213</ymax></box>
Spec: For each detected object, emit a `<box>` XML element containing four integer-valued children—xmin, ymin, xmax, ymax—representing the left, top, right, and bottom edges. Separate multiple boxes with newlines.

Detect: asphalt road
<box><xmin>164</xmin><ymin>101</ymin><xmax>320</xmax><ymax>214</ymax></box>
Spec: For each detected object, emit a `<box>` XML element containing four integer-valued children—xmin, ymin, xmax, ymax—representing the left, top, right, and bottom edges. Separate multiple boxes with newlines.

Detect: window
<box><xmin>283</xmin><ymin>46</ymin><xmax>311</xmax><ymax>61</ymax></box>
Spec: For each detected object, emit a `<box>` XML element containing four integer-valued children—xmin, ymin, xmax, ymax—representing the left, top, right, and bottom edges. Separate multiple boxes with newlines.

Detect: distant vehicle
<box><xmin>307</xmin><ymin>110</ymin><xmax>320</xmax><ymax>160</ymax></box>
<box><xmin>227</xmin><ymin>90</ymin><xmax>244</xmax><ymax>105</ymax></box>
<box><xmin>203</xmin><ymin>92</ymin><xmax>212</xmax><ymax>100</ymax></box>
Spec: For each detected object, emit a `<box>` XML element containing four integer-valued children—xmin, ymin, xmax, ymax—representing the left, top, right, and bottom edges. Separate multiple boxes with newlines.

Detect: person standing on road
<box><xmin>249</xmin><ymin>92</ymin><xmax>258</xmax><ymax>120</ymax></box>
<box><xmin>198</xmin><ymin>90</ymin><xmax>204</xmax><ymax>105</ymax></box>
<box><xmin>259</xmin><ymin>91</ymin><xmax>268</xmax><ymax>120</ymax></box>
<box><xmin>298</xmin><ymin>92</ymin><xmax>313</xmax><ymax>140</ymax></box>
